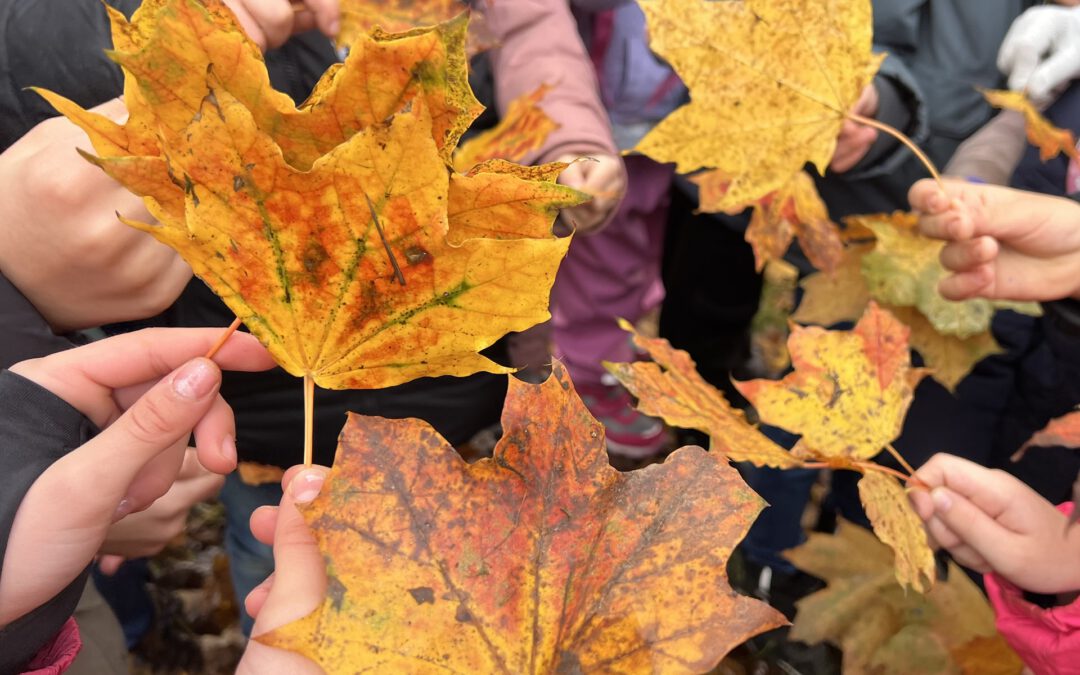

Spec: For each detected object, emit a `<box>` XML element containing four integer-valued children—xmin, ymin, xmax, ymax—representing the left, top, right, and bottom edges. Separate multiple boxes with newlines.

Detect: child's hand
<box><xmin>224</xmin><ymin>0</ymin><xmax>340</xmax><ymax>51</ymax></box>
<box><xmin>910</xmin><ymin>453</ymin><xmax>1080</xmax><ymax>595</ymax></box>
<box><xmin>909</xmin><ymin>178</ymin><xmax>1080</xmax><ymax>302</ymax></box>
<box><xmin>554</xmin><ymin>154</ymin><xmax>627</xmax><ymax>234</ymax></box>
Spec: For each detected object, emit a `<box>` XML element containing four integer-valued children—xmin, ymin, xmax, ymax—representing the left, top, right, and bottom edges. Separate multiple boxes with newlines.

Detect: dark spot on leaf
<box><xmin>233</xmin><ymin>175</ymin><xmax>246</xmax><ymax>192</ymax></box>
<box><xmin>328</xmin><ymin>576</ymin><xmax>347</xmax><ymax>612</ymax></box>
<box><xmin>408</xmin><ymin>587</ymin><xmax>435</xmax><ymax>605</ymax></box>
<box><xmin>303</xmin><ymin>239</ymin><xmax>330</xmax><ymax>274</ymax></box>
<box><xmin>454</xmin><ymin>604</ymin><xmax>472</xmax><ymax>623</ymax></box>
<box><xmin>404</xmin><ymin>246</ymin><xmax>430</xmax><ymax>265</ymax></box>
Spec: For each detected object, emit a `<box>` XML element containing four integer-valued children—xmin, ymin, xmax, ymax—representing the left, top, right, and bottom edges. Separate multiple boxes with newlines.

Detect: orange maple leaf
<box><xmin>258</xmin><ymin>363</ymin><xmax>786</xmax><ymax>672</ymax></box>
<box><xmin>1019</xmin><ymin>408</ymin><xmax>1080</xmax><ymax>455</ymax></box>
<box><xmin>38</xmin><ymin>0</ymin><xmax>585</xmax><ymax>390</ymax></box>
<box><xmin>634</xmin><ymin>0</ymin><xmax>882</xmax><ymax>208</ymax></box>
<box><xmin>454</xmin><ymin>84</ymin><xmax>560</xmax><ymax>172</ymax></box>
<box><xmin>983</xmin><ymin>88</ymin><xmax>1080</xmax><ymax>163</ymax></box>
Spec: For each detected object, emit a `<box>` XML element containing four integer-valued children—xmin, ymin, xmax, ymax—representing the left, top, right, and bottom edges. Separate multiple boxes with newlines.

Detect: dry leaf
<box><xmin>454</xmin><ymin>84</ymin><xmax>559</xmax><ymax>172</ymax></box>
<box><xmin>791</xmin><ymin>244</ymin><xmax>872</xmax><ymax>326</ymax></box>
<box><xmin>40</xmin><ymin>0</ymin><xmax>585</xmax><ymax>390</ymax></box>
<box><xmin>786</xmin><ymin>522</ymin><xmax>1021</xmax><ymax>675</ymax></box>
<box><xmin>735</xmin><ymin>303</ymin><xmax>928</xmax><ymax>463</ymax></box>
<box><xmin>856</xmin><ymin>212</ymin><xmax>1040</xmax><ymax>338</ymax></box>
<box><xmin>888</xmin><ymin>306</ymin><xmax>1002</xmax><ymax>393</ymax></box>
<box><xmin>337</xmin><ymin>0</ymin><xmax>467</xmax><ymax>38</ymax></box>
<box><xmin>983</xmin><ymin>89</ymin><xmax>1080</xmax><ymax>163</ymax></box>
<box><xmin>857</xmin><ymin>471</ymin><xmax>935</xmax><ymax>593</ymax></box>
<box><xmin>744</xmin><ymin>172</ymin><xmax>844</xmax><ymax>274</ymax></box>
<box><xmin>634</xmin><ymin>0</ymin><xmax>882</xmax><ymax>208</ymax></box>
<box><xmin>951</xmin><ymin>635</ymin><xmax>1025</xmax><ymax>675</ymax></box>
<box><xmin>236</xmin><ymin>462</ymin><xmax>285</xmax><ymax>486</ymax></box>
<box><xmin>604</xmin><ymin>321</ymin><xmax>799</xmax><ymax>468</ymax></box>
<box><xmin>259</xmin><ymin>363</ymin><xmax>786</xmax><ymax>673</ymax></box>
<box><xmin>1019</xmin><ymin>408</ymin><xmax>1080</xmax><ymax>457</ymax></box>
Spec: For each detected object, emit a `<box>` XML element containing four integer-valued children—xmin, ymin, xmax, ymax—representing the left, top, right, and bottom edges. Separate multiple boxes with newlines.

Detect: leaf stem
<box><xmin>205</xmin><ymin>317</ymin><xmax>243</xmax><ymax>360</ymax></box>
<box><xmin>847</xmin><ymin>113</ymin><xmax>945</xmax><ymax>191</ymax></box>
<box><xmin>303</xmin><ymin>373</ymin><xmax>315</xmax><ymax>467</ymax></box>
<box><xmin>884</xmin><ymin>442</ymin><xmax>918</xmax><ymax>478</ymax></box>
<box><xmin>855</xmin><ymin>461</ymin><xmax>929</xmax><ymax>489</ymax></box>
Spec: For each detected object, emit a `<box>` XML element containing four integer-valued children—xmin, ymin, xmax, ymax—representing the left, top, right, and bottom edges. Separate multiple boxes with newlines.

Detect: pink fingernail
<box><xmin>172</xmin><ymin>359</ymin><xmax>217</xmax><ymax>400</ymax></box>
<box><xmin>931</xmin><ymin>487</ymin><xmax>953</xmax><ymax>513</ymax></box>
<box><xmin>113</xmin><ymin>498</ymin><xmax>133</xmax><ymax>522</ymax></box>
<box><xmin>291</xmin><ymin>470</ymin><xmax>326</xmax><ymax>504</ymax></box>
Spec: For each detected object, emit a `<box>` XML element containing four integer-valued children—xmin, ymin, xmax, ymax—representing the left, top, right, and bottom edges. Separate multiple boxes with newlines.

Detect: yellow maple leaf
<box><xmin>888</xmin><ymin>306</ymin><xmax>1002</xmax><ymax>393</ymax></box>
<box><xmin>786</xmin><ymin>522</ymin><xmax>1021</xmax><ymax>674</ymax></box>
<box><xmin>750</xmin><ymin>259</ymin><xmax>799</xmax><ymax>377</ymax></box>
<box><xmin>38</xmin><ymin>0</ymin><xmax>586</xmax><ymax>390</ymax></box>
<box><xmin>983</xmin><ymin>88</ymin><xmax>1080</xmax><ymax>163</ymax></box>
<box><xmin>635</xmin><ymin>0</ymin><xmax>882</xmax><ymax>208</ymax></box>
<box><xmin>735</xmin><ymin>303</ymin><xmax>928</xmax><ymax>462</ymax></box>
<box><xmin>745</xmin><ymin>172</ymin><xmax>844</xmax><ymax>274</ymax></box>
<box><xmin>259</xmin><ymin>363</ymin><xmax>786</xmax><ymax>672</ymax></box>
<box><xmin>857</xmin><ymin>471</ymin><xmax>935</xmax><ymax>593</ymax></box>
<box><xmin>454</xmin><ymin>84</ymin><xmax>560</xmax><ymax>172</ymax></box>
<box><xmin>791</xmin><ymin>244</ymin><xmax>872</xmax><ymax>326</ymax></box>
<box><xmin>604</xmin><ymin>321</ymin><xmax>800</xmax><ymax>469</ymax></box>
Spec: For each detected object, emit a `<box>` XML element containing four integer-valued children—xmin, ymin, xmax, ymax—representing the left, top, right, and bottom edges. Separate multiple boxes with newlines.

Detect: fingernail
<box><xmin>113</xmin><ymin>498</ymin><xmax>133</xmax><ymax>522</ymax></box>
<box><xmin>931</xmin><ymin>487</ymin><xmax>952</xmax><ymax>513</ymax></box>
<box><xmin>221</xmin><ymin>435</ymin><xmax>237</xmax><ymax>464</ymax></box>
<box><xmin>291</xmin><ymin>469</ymin><xmax>326</xmax><ymax>504</ymax></box>
<box><xmin>172</xmin><ymin>358</ymin><xmax>217</xmax><ymax>400</ymax></box>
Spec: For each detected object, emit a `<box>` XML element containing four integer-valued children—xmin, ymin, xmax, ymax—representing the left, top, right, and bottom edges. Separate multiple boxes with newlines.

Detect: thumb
<box><xmin>77</xmin><ymin>358</ymin><xmax>222</xmax><ymax>502</ymax></box>
<box><xmin>928</xmin><ymin>486</ymin><xmax>1013</xmax><ymax>561</ymax></box>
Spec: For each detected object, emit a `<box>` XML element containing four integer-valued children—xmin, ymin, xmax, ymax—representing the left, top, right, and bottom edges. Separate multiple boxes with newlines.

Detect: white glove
<box><xmin>998</xmin><ymin>4</ymin><xmax>1080</xmax><ymax>106</ymax></box>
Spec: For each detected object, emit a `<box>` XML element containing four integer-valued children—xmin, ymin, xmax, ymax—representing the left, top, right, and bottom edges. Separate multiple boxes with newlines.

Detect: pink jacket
<box><xmin>986</xmin><ymin>503</ymin><xmax>1080</xmax><ymax>675</ymax></box>
<box><xmin>483</xmin><ymin>0</ymin><xmax>618</xmax><ymax>164</ymax></box>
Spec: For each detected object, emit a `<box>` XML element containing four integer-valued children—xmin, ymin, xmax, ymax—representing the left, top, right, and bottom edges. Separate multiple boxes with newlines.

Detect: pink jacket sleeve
<box><xmin>482</xmin><ymin>0</ymin><xmax>618</xmax><ymax>164</ymax></box>
<box><xmin>22</xmin><ymin>618</ymin><xmax>81</xmax><ymax>674</ymax></box>
<box><xmin>985</xmin><ymin>503</ymin><xmax>1080</xmax><ymax>675</ymax></box>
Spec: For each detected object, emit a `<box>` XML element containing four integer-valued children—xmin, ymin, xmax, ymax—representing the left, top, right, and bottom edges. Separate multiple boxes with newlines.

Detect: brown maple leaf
<box><xmin>634</xmin><ymin>0</ymin><xmax>882</xmax><ymax>208</ymax></box>
<box><xmin>786</xmin><ymin>522</ymin><xmax>1021</xmax><ymax>675</ymax></box>
<box><xmin>258</xmin><ymin>363</ymin><xmax>786</xmax><ymax>673</ymax></box>
<box><xmin>983</xmin><ymin>88</ymin><xmax>1080</xmax><ymax>163</ymax></box>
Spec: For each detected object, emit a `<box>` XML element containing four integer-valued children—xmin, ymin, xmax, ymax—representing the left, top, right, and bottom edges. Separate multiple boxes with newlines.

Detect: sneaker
<box><xmin>577</xmin><ymin>383</ymin><xmax>667</xmax><ymax>461</ymax></box>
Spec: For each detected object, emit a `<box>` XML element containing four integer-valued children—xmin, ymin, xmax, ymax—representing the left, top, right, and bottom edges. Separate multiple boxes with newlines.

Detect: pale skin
<box><xmin>0</xmin><ymin>329</ymin><xmax>275</xmax><ymax>628</ymax></box>
<box><xmin>909</xmin><ymin>178</ymin><xmax>1080</xmax><ymax>302</ymax></box>
<box><xmin>910</xmin><ymin>454</ymin><xmax>1080</xmax><ymax>595</ymax></box>
<box><xmin>554</xmin><ymin>153</ymin><xmax>627</xmax><ymax>234</ymax></box>
<box><xmin>831</xmin><ymin>84</ymin><xmax>880</xmax><ymax>173</ymax></box>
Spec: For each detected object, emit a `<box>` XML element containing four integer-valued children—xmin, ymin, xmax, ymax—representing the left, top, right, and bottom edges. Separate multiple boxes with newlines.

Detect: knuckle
<box><xmin>126</xmin><ymin>394</ymin><xmax>177</xmax><ymax>443</ymax></box>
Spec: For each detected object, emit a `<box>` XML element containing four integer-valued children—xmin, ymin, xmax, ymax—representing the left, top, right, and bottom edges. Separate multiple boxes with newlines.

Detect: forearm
<box><xmin>944</xmin><ymin>110</ymin><xmax>1027</xmax><ymax>184</ymax></box>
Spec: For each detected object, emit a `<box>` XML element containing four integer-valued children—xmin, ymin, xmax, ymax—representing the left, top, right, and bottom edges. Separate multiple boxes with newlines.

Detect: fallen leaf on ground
<box><xmin>604</xmin><ymin>322</ymin><xmax>799</xmax><ymax>468</ymax></box>
<box><xmin>634</xmin><ymin>0</ymin><xmax>882</xmax><ymax>208</ymax></box>
<box><xmin>40</xmin><ymin>0</ymin><xmax>585</xmax><ymax>390</ymax></box>
<box><xmin>786</xmin><ymin>522</ymin><xmax>1021</xmax><ymax>675</ymax></box>
<box><xmin>983</xmin><ymin>89</ymin><xmax>1080</xmax><ymax>163</ymax></box>
<box><xmin>259</xmin><ymin>363</ymin><xmax>786</xmax><ymax>673</ymax></box>
<box><xmin>743</xmin><ymin>172</ymin><xmax>844</xmax><ymax>274</ymax></box>
<box><xmin>856</xmin><ymin>212</ymin><xmax>1040</xmax><ymax>338</ymax></box>
<box><xmin>735</xmin><ymin>303</ymin><xmax>927</xmax><ymax>463</ymax></box>
<box><xmin>454</xmin><ymin>84</ymin><xmax>559</xmax><ymax>172</ymax></box>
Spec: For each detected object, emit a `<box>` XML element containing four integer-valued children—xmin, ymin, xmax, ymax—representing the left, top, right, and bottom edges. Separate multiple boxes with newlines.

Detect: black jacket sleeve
<box><xmin>0</xmin><ymin>370</ymin><xmax>97</xmax><ymax>675</ymax></box>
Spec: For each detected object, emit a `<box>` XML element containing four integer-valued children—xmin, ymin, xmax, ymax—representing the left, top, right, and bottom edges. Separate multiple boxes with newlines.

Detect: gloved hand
<box><xmin>998</xmin><ymin>4</ymin><xmax>1080</xmax><ymax>106</ymax></box>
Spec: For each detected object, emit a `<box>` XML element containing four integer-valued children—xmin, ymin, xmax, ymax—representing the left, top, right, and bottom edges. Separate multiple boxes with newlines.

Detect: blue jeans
<box><xmin>219</xmin><ymin>473</ymin><xmax>282</xmax><ymax>635</ymax></box>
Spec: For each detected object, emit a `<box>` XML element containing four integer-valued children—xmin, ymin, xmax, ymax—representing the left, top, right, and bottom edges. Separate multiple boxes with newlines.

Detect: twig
<box><xmin>205</xmin><ymin>317</ymin><xmax>242</xmax><ymax>360</ymax></box>
<box><xmin>847</xmin><ymin>113</ymin><xmax>945</xmax><ymax>192</ymax></box>
<box><xmin>363</xmin><ymin>190</ymin><xmax>407</xmax><ymax>286</ymax></box>
<box><xmin>303</xmin><ymin>374</ymin><xmax>315</xmax><ymax>467</ymax></box>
